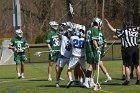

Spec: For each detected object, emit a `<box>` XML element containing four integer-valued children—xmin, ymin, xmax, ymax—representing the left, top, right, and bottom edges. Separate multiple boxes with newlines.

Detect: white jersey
<box><xmin>60</xmin><ymin>35</ymin><xmax>71</xmax><ymax>58</ymax></box>
<box><xmin>70</xmin><ymin>36</ymin><xmax>85</xmax><ymax>57</ymax></box>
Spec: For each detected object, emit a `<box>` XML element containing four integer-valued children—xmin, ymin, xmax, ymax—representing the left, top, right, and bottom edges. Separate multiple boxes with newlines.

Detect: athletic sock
<box><xmin>105</xmin><ymin>73</ymin><xmax>110</xmax><ymax>78</ymax></box>
<box><xmin>68</xmin><ymin>76</ymin><xmax>73</xmax><ymax>81</ymax></box>
<box><xmin>48</xmin><ymin>74</ymin><xmax>51</xmax><ymax>79</ymax></box>
<box><xmin>17</xmin><ymin>73</ymin><xmax>21</xmax><ymax>77</ymax></box>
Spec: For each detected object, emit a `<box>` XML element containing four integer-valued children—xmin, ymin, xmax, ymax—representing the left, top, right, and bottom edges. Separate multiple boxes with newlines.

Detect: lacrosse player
<box><xmin>66</xmin><ymin>24</ymin><xmax>86</xmax><ymax>87</ymax></box>
<box><xmin>83</xmin><ymin>18</ymin><xmax>112</xmax><ymax>88</ymax></box>
<box><xmin>55</xmin><ymin>23</ymin><xmax>72</xmax><ymax>87</ymax></box>
<box><xmin>8</xmin><ymin>29</ymin><xmax>29</xmax><ymax>79</ymax></box>
<box><xmin>46</xmin><ymin>21</ymin><xmax>61</xmax><ymax>81</ymax></box>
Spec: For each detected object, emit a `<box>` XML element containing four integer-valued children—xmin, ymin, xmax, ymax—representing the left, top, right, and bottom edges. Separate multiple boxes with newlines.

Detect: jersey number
<box><xmin>73</xmin><ymin>39</ymin><xmax>84</xmax><ymax>48</ymax></box>
<box><xmin>53</xmin><ymin>38</ymin><xmax>60</xmax><ymax>46</ymax></box>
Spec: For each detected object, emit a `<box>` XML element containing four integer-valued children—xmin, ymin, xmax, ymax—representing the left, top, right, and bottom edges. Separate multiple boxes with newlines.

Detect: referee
<box><xmin>104</xmin><ymin>19</ymin><xmax>140</xmax><ymax>85</ymax></box>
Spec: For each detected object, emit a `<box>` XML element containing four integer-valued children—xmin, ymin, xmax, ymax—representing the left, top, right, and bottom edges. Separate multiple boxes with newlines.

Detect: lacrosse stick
<box><xmin>34</xmin><ymin>50</ymin><xmax>59</xmax><ymax>57</ymax></box>
<box><xmin>104</xmin><ymin>40</ymin><xmax>116</xmax><ymax>54</ymax></box>
<box><xmin>94</xmin><ymin>32</ymin><xmax>102</xmax><ymax>91</ymax></box>
<box><xmin>94</xmin><ymin>50</ymin><xmax>101</xmax><ymax>91</ymax></box>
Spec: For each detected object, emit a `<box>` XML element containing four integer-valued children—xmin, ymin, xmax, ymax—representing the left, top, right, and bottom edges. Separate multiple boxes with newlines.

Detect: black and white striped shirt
<box><xmin>116</xmin><ymin>27</ymin><xmax>138</xmax><ymax>48</ymax></box>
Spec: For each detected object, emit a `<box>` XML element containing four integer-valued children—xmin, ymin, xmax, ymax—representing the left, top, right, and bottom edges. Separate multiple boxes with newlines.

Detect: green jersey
<box><xmin>86</xmin><ymin>27</ymin><xmax>106</xmax><ymax>53</ymax></box>
<box><xmin>9</xmin><ymin>36</ymin><xmax>29</xmax><ymax>53</ymax></box>
<box><xmin>46</xmin><ymin>31</ymin><xmax>60</xmax><ymax>50</ymax></box>
<box><xmin>85</xmin><ymin>27</ymin><xmax>106</xmax><ymax>64</ymax></box>
<box><xmin>9</xmin><ymin>36</ymin><xmax>29</xmax><ymax>65</ymax></box>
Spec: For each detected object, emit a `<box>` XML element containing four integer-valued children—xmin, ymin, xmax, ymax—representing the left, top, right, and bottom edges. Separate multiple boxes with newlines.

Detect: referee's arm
<box><xmin>104</xmin><ymin>19</ymin><xmax>116</xmax><ymax>32</ymax></box>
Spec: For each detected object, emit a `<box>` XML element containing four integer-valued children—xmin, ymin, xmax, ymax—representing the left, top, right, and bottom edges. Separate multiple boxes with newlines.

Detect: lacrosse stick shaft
<box><xmin>96</xmin><ymin>53</ymin><xmax>100</xmax><ymax>83</ymax></box>
<box><xmin>104</xmin><ymin>40</ymin><xmax>116</xmax><ymax>54</ymax></box>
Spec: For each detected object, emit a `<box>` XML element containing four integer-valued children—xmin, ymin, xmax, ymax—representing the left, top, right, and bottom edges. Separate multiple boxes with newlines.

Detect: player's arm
<box><xmin>104</xmin><ymin>19</ymin><xmax>116</xmax><ymax>32</ymax></box>
<box><xmin>45</xmin><ymin>32</ymin><xmax>52</xmax><ymax>50</ymax></box>
<box><xmin>8</xmin><ymin>45</ymin><xmax>14</xmax><ymax>49</ymax></box>
<box><xmin>93</xmin><ymin>40</ymin><xmax>99</xmax><ymax>49</ymax></box>
<box><xmin>23</xmin><ymin>41</ymin><xmax>29</xmax><ymax>50</ymax></box>
<box><xmin>47</xmin><ymin>44</ymin><xmax>52</xmax><ymax>50</ymax></box>
<box><xmin>8</xmin><ymin>39</ymin><xmax>15</xmax><ymax>51</ymax></box>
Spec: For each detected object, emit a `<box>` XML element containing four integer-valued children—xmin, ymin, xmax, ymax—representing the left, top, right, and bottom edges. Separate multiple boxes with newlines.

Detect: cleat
<box><xmin>48</xmin><ymin>78</ymin><xmax>52</xmax><ymax>81</ymax></box>
<box><xmin>122</xmin><ymin>80</ymin><xmax>130</xmax><ymax>85</ymax></box>
<box><xmin>59</xmin><ymin>77</ymin><xmax>65</xmax><ymax>81</ymax></box>
<box><xmin>104</xmin><ymin>77</ymin><xmax>112</xmax><ymax>82</ymax></box>
<box><xmin>90</xmin><ymin>82</ymin><xmax>96</xmax><ymax>88</ymax></box>
<box><xmin>121</xmin><ymin>75</ymin><xmax>126</xmax><ymax>80</ymax></box>
<box><xmin>66</xmin><ymin>80</ymin><xmax>73</xmax><ymax>88</ymax></box>
<box><xmin>83</xmin><ymin>82</ymin><xmax>90</xmax><ymax>88</ymax></box>
<box><xmin>21</xmin><ymin>75</ymin><xmax>25</xmax><ymax>79</ymax></box>
<box><xmin>18</xmin><ymin>76</ymin><xmax>21</xmax><ymax>79</ymax></box>
<box><xmin>56</xmin><ymin>83</ymin><xmax>60</xmax><ymax>87</ymax></box>
<box><xmin>136</xmin><ymin>80</ymin><xmax>140</xmax><ymax>85</ymax></box>
<box><xmin>74</xmin><ymin>80</ymin><xmax>80</xmax><ymax>85</ymax></box>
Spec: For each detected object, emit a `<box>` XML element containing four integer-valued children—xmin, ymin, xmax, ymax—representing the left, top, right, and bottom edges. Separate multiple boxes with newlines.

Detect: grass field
<box><xmin>0</xmin><ymin>60</ymin><xmax>140</xmax><ymax>93</ymax></box>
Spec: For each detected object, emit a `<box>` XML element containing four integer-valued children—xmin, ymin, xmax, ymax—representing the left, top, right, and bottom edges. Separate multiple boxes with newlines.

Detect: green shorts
<box><xmin>48</xmin><ymin>52</ymin><xmax>59</xmax><ymax>61</ymax></box>
<box><xmin>86</xmin><ymin>51</ymin><xmax>98</xmax><ymax>64</ymax></box>
<box><xmin>14</xmin><ymin>53</ymin><xmax>27</xmax><ymax>65</ymax></box>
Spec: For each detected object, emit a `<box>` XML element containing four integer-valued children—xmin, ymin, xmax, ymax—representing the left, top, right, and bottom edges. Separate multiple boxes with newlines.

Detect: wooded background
<box><xmin>0</xmin><ymin>0</ymin><xmax>140</xmax><ymax>43</ymax></box>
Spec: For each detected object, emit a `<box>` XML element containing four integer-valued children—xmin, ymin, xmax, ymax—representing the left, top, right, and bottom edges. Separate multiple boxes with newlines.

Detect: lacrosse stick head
<box><xmin>94</xmin><ymin>83</ymin><xmax>101</xmax><ymax>91</ymax></box>
<box><xmin>34</xmin><ymin>52</ymin><xmax>41</xmax><ymax>57</ymax></box>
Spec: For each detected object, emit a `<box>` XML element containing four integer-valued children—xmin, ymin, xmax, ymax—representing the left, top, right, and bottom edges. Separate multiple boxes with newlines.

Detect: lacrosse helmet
<box><xmin>15</xmin><ymin>29</ymin><xmax>23</xmax><ymax>38</ymax></box>
<box><xmin>74</xmin><ymin>24</ymin><xmax>84</xmax><ymax>37</ymax></box>
<box><xmin>49</xmin><ymin>21</ymin><xmax>59</xmax><ymax>30</ymax></box>
<box><xmin>59</xmin><ymin>22</ymin><xmax>67</xmax><ymax>31</ymax></box>
<box><xmin>91</xmin><ymin>17</ymin><xmax>103</xmax><ymax>30</ymax></box>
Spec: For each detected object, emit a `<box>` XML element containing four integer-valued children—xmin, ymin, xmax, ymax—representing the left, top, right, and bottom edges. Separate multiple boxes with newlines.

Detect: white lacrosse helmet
<box><xmin>16</xmin><ymin>29</ymin><xmax>23</xmax><ymax>37</ymax></box>
<box><xmin>91</xmin><ymin>17</ymin><xmax>103</xmax><ymax>29</ymax></box>
<box><xmin>49</xmin><ymin>21</ymin><xmax>59</xmax><ymax>30</ymax></box>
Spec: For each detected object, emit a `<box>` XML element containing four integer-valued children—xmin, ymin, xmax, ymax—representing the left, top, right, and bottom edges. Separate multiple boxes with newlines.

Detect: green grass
<box><xmin>0</xmin><ymin>60</ymin><xmax>140</xmax><ymax>93</ymax></box>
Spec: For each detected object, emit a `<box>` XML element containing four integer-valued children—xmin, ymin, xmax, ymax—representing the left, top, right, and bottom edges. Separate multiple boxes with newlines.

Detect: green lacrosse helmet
<box><xmin>91</xmin><ymin>17</ymin><xmax>103</xmax><ymax>30</ymax></box>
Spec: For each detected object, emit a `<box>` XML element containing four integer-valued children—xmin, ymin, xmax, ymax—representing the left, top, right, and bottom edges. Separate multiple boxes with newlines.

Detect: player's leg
<box><xmin>20</xmin><ymin>54</ymin><xmax>27</xmax><ymax>79</ymax></box>
<box><xmin>67</xmin><ymin>56</ymin><xmax>79</xmax><ymax>87</ymax></box>
<box><xmin>121</xmin><ymin>47</ymin><xmax>126</xmax><ymax>80</ymax></box>
<box><xmin>16</xmin><ymin>64</ymin><xmax>21</xmax><ymax>78</ymax></box>
<box><xmin>21</xmin><ymin>61</ymin><xmax>25</xmax><ymax>78</ymax></box>
<box><xmin>15</xmin><ymin>55</ymin><xmax>21</xmax><ymax>78</ymax></box>
<box><xmin>99</xmin><ymin>61</ymin><xmax>112</xmax><ymax>82</ymax></box>
<box><xmin>78</xmin><ymin>57</ymin><xmax>87</xmax><ymax>84</ymax></box>
<box><xmin>133</xmin><ymin>47</ymin><xmax>140</xmax><ymax>85</ymax></box>
<box><xmin>56</xmin><ymin>66</ymin><xmax>63</xmax><ymax>87</ymax></box>
<box><xmin>74</xmin><ymin>63</ymin><xmax>84</xmax><ymax>85</ymax></box>
<box><xmin>84</xmin><ymin>52</ymin><xmax>96</xmax><ymax>88</ymax></box>
<box><xmin>122</xmin><ymin>48</ymin><xmax>132</xmax><ymax>85</ymax></box>
<box><xmin>48</xmin><ymin>60</ymin><xmax>54</xmax><ymax>81</ymax></box>
<box><xmin>130</xmin><ymin>64</ymin><xmax>134</xmax><ymax>79</ymax></box>
<box><xmin>122</xmin><ymin>64</ymin><xmax>126</xmax><ymax>80</ymax></box>
<box><xmin>83</xmin><ymin>64</ymin><xmax>94</xmax><ymax>88</ymax></box>
<box><xmin>56</xmin><ymin>58</ymin><xmax>67</xmax><ymax>87</ymax></box>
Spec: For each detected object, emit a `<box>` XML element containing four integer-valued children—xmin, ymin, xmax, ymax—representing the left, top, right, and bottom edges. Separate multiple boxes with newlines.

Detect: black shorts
<box><xmin>123</xmin><ymin>46</ymin><xmax>139</xmax><ymax>66</ymax></box>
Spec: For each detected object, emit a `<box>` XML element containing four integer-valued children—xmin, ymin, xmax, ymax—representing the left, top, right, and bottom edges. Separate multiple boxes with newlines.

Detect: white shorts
<box><xmin>57</xmin><ymin>57</ymin><xmax>69</xmax><ymax>68</ymax></box>
<box><xmin>68</xmin><ymin>56</ymin><xmax>86</xmax><ymax>70</ymax></box>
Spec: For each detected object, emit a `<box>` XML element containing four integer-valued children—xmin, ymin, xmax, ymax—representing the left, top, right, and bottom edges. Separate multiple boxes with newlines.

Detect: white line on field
<box><xmin>0</xmin><ymin>78</ymin><xmax>37</xmax><ymax>84</ymax></box>
<box><xmin>100</xmin><ymin>89</ymin><xmax>115</xmax><ymax>93</ymax></box>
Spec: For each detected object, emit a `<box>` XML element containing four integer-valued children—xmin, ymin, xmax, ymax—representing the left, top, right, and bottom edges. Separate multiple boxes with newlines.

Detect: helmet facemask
<box><xmin>49</xmin><ymin>21</ymin><xmax>59</xmax><ymax>31</ymax></box>
<box><xmin>16</xmin><ymin>29</ymin><xmax>23</xmax><ymax>38</ymax></box>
